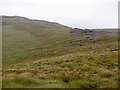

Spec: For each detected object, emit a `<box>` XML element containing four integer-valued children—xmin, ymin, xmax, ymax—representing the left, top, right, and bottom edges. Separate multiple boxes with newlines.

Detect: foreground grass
<box><xmin>3</xmin><ymin>48</ymin><xmax>118</xmax><ymax>88</ymax></box>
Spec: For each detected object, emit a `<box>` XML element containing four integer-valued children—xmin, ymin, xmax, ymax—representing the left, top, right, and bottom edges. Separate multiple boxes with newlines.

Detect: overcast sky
<box><xmin>0</xmin><ymin>0</ymin><xmax>118</xmax><ymax>29</ymax></box>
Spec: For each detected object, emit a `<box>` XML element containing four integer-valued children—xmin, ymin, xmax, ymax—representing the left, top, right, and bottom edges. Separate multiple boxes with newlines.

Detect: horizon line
<box><xmin>0</xmin><ymin>15</ymin><xmax>118</xmax><ymax>30</ymax></box>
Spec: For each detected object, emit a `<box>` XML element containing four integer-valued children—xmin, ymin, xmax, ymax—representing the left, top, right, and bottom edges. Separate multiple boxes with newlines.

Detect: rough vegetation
<box><xmin>2</xmin><ymin>16</ymin><xmax>118</xmax><ymax>88</ymax></box>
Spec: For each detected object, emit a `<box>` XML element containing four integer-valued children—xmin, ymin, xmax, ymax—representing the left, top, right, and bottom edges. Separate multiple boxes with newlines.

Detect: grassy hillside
<box><xmin>2</xmin><ymin>16</ymin><xmax>118</xmax><ymax>88</ymax></box>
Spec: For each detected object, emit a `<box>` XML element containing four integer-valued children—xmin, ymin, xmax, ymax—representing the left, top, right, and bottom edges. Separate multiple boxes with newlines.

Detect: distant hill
<box><xmin>2</xmin><ymin>16</ymin><xmax>118</xmax><ymax>64</ymax></box>
<box><xmin>2</xmin><ymin>16</ymin><xmax>73</xmax><ymax>64</ymax></box>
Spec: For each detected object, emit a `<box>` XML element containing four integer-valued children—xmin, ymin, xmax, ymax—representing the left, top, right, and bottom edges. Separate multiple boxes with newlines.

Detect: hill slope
<box><xmin>2</xmin><ymin>16</ymin><xmax>73</xmax><ymax>64</ymax></box>
<box><xmin>2</xmin><ymin>16</ymin><xmax>118</xmax><ymax>88</ymax></box>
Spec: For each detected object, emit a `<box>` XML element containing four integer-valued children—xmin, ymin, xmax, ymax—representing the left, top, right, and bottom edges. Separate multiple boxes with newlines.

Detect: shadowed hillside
<box><xmin>2</xmin><ymin>16</ymin><xmax>118</xmax><ymax>88</ymax></box>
